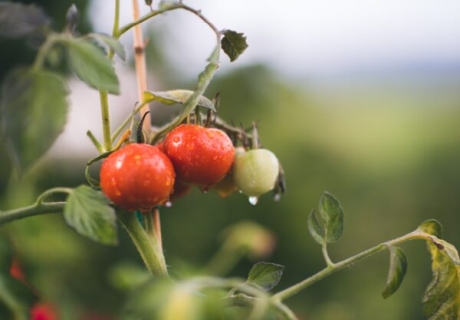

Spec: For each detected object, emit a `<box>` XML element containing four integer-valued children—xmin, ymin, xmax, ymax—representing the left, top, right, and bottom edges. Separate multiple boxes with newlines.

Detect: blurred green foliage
<box><xmin>1</xmin><ymin>1</ymin><xmax>460</xmax><ymax>319</ymax></box>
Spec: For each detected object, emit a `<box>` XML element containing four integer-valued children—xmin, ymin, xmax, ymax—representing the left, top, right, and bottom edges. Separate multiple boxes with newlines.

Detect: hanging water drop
<box><xmin>248</xmin><ymin>196</ymin><xmax>259</xmax><ymax>205</ymax></box>
<box><xmin>164</xmin><ymin>201</ymin><xmax>173</xmax><ymax>208</ymax></box>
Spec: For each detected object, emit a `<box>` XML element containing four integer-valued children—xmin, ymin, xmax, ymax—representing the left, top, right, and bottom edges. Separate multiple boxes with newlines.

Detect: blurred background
<box><xmin>1</xmin><ymin>0</ymin><xmax>460</xmax><ymax>319</ymax></box>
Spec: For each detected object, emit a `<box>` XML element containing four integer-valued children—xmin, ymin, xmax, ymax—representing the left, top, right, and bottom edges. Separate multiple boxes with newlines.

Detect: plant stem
<box><xmin>271</xmin><ymin>230</ymin><xmax>430</xmax><ymax>302</ymax></box>
<box><xmin>322</xmin><ymin>243</ymin><xmax>334</xmax><ymax>267</ymax></box>
<box><xmin>0</xmin><ymin>202</ymin><xmax>64</xmax><ymax>225</ymax></box>
<box><xmin>117</xmin><ymin>210</ymin><xmax>168</xmax><ymax>276</ymax></box>
<box><xmin>153</xmin><ymin>208</ymin><xmax>163</xmax><ymax>250</ymax></box>
<box><xmin>132</xmin><ymin>0</ymin><xmax>151</xmax><ymax>135</ymax></box>
<box><xmin>118</xmin><ymin>3</ymin><xmax>220</xmax><ymax>38</ymax></box>
<box><xmin>144</xmin><ymin>208</ymin><xmax>163</xmax><ymax>257</ymax></box>
<box><xmin>111</xmin><ymin>101</ymin><xmax>147</xmax><ymax>142</ymax></box>
<box><xmin>86</xmin><ymin>130</ymin><xmax>104</xmax><ymax>153</ymax></box>
<box><xmin>32</xmin><ymin>33</ymin><xmax>58</xmax><ymax>71</ymax></box>
<box><xmin>99</xmin><ymin>91</ymin><xmax>112</xmax><ymax>151</ymax></box>
<box><xmin>112</xmin><ymin>0</ymin><xmax>121</xmax><ymax>38</ymax></box>
<box><xmin>149</xmin><ymin>47</ymin><xmax>221</xmax><ymax>143</ymax></box>
<box><xmin>95</xmin><ymin>0</ymin><xmax>123</xmax><ymax>153</ymax></box>
<box><xmin>273</xmin><ymin>301</ymin><xmax>298</xmax><ymax>320</ymax></box>
<box><xmin>0</xmin><ymin>188</ymin><xmax>72</xmax><ymax>225</ymax></box>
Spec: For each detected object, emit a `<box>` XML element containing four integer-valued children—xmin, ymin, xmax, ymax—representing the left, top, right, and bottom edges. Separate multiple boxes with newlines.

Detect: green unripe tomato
<box><xmin>232</xmin><ymin>149</ymin><xmax>279</xmax><ymax>197</ymax></box>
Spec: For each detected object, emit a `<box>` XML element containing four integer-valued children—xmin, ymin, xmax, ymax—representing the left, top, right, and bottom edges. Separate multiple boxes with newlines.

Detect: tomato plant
<box><xmin>163</xmin><ymin>124</ymin><xmax>234</xmax><ymax>188</ymax></box>
<box><xmin>100</xmin><ymin>143</ymin><xmax>175</xmax><ymax>211</ymax></box>
<box><xmin>0</xmin><ymin>1</ymin><xmax>459</xmax><ymax>320</ymax></box>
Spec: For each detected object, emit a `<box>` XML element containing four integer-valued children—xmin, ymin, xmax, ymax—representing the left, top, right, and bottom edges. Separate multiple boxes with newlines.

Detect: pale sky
<box><xmin>48</xmin><ymin>1</ymin><xmax>460</xmax><ymax>157</ymax></box>
<box><xmin>89</xmin><ymin>0</ymin><xmax>460</xmax><ymax>77</ymax></box>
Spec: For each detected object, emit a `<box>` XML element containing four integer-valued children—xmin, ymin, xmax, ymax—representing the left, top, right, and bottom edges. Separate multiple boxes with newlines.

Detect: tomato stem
<box><xmin>153</xmin><ymin>208</ymin><xmax>163</xmax><ymax>251</ymax></box>
<box><xmin>117</xmin><ymin>210</ymin><xmax>168</xmax><ymax>276</ymax></box>
<box><xmin>144</xmin><ymin>208</ymin><xmax>164</xmax><ymax>258</ymax></box>
<box><xmin>99</xmin><ymin>91</ymin><xmax>113</xmax><ymax>151</ymax></box>
<box><xmin>86</xmin><ymin>130</ymin><xmax>104</xmax><ymax>153</ymax></box>
<box><xmin>111</xmin><ymin>101</ymin><xmax>147</xmax><ymax>142</ymax></box>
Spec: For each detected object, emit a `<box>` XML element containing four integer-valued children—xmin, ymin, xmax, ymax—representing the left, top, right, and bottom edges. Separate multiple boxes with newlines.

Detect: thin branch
<box><xmin>271</xmin><ymin>231</ymin><xmax>431</xmax><ymax>302</ymax></box>
<box><xmin>132</xmin><ymin>0</ymin><xmax>151</xmax><ymax>135</ymax></box>
<box><xmin>99</xmin><ymin>91</ymin><xmax>112</xmax><ymax>151</ymax></box>
<box><xmin>0</xmin><ymin>187</ymin><xmax>73</xmax><ymax>225</ymax></box>
<box><xmin>0</xmin><ymin>202</ymin><xmax>64</xmax><ymax>225</ymax></box>
<box><xmin>117</xmin><ymin>3</ymin><xmax>221</xmax><ymax>38</ymax></box>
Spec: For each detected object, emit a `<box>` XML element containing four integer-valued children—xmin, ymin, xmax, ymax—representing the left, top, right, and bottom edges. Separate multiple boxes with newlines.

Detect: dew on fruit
<box><xmin>273</xmin><ymin>193</ymin><xmax>281</xmax><ymax>202</ymax></box>
<box><xmin>249</xmin><ymin>196</ymin><xmax>259</xmax><ymax>205</ymax></box>
<box><xmin>164</xmin><ymin>201</ymin><xmax>173</xmax><ymax>208</ymax></box>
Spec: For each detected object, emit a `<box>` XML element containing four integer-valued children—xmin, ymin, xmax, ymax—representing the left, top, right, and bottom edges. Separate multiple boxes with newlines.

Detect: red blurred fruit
<box><xmin>31</xmin><ymin>303</ymin><xmax>58</xmax><ymax>320</ymax></box>
<box><xmin>9</xmin><ymin>257</ymin><xmax>26</xmax><ymax>283</ymax></box>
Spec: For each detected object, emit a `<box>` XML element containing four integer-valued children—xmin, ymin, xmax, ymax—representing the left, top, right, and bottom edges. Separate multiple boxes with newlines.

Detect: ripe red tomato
<box><xmin>100</xmin><ymin>144</ymin><xmax>175</xmax><ymax>211</ymax></box>
<box><xmin>163</xmin><ymin>124</ymin><xmax>234</xmax><ymax>187</ymax></box>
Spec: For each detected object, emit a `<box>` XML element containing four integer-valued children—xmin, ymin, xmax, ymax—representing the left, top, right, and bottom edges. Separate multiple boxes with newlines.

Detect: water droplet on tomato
<box><xmin>165</xmin><ymin>201</ymin><xmax>173</xmax><ymax>207</ymax></box>
<box><xmin>249</xmin><ymin>196</ymin><xmax>259</xmax><ymax>205</ymax></box>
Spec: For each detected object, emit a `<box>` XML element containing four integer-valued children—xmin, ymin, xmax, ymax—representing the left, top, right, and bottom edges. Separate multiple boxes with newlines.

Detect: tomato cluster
<box><xmin>99</xmin><ymin>123</ymin><xmax>282</xmax><ymax>211</ymax></box>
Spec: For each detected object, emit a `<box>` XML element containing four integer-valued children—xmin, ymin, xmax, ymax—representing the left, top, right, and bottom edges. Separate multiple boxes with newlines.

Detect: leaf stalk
<box><xmin>272</xmin><ymin>230</ymin><xmax>431</xmax><ymax>302</ymax></box>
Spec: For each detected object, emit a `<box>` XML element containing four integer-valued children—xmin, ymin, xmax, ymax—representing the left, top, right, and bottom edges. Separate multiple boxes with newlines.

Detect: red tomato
<box><xmin>100</xmin><ymin>144</ymin><xmax>175</xmax><ymax>211</ymax></box>
<box><xmin>163</xmin><ymin>124</ymin><xmax>234</xmax><ymax>187</ymax></box>
<box><xmin>31</xmin><ymin>303</ymin><xmax>58</xmax><ymax>320</ymax></box>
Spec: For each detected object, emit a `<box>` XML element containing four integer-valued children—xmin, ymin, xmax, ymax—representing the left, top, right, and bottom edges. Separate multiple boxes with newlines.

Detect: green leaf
<box><xmin>143</xmin><ymin>90</ymin><xmax>216</xmax><ymax>112</ymax></box>
<box><xmin>247</xmin><ymin>262</ymin><xmax>284</xmax><ymax>291</ymax></box>
<box><xmin>87</xmin><ymin>33</ymin><xmax>126</xmax><ymax>61</ymax></box>
<box><xmin>422</xmin><ymin>237</ymin><xmax>460</xmax><ymax>319</ymax></box>
<box><xmin>418</xmin><ymin>219</ymin><xmax>443</xmax><ymax>238</ymax></box>
<box><xmin>221</xmin><ymin>30</ymin><xmax>248</xmax><ymax>62</ymax></box>
<box><xmin>0</xmin><ymin>2</ymin><xmax>50</xmax><ymax>38</ymax></box>
<box><xmin>66</xmin><ymin>39</ymin><xmax>119</xmax><ymax>94</ymax></box>
<box><xmin>64</xmin><ymin>185</ymin><xmax>118</xmax><ymax>245</ymax></box>
<box><xmin>307</xmin><ymin>208</ymin><xmax>325</xmax><ymax>245</ymax></box>
<box><xmin>0</xmin><ymin>68</ymin><xmax>68</xmax><ymax>171</ymax></box>
<box><xmin>382</xmin><ymin>246</ymin><xmax>408</xmax><ymax>299</ymax></box>
<box><xmin>308</xmin><ymin>191</ymin><xmax>344</xmax><ymax>244</ymax></box>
